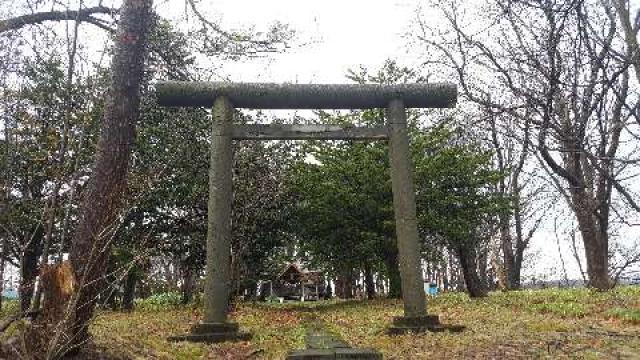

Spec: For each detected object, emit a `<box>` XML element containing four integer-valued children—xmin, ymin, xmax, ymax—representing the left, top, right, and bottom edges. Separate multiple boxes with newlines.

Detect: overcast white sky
<box><xmin>158</xmin><ymin>0</ymin><xmax>423</xmax><ymax>83</ymax></box>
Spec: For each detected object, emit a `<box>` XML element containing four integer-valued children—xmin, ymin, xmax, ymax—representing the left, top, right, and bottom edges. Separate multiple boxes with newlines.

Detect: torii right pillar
<box><xmin>387</xmin><ymin>98</ymin><xmax>464</xmax><ymax>334</ymax></box>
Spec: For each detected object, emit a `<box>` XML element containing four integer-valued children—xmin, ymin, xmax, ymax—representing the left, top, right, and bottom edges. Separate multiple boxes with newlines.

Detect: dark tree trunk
<box><xmin>20</xmin><ymin>255</ymin><xmax>37</xmax><ymax>312</ymax></box>
<box><xmin>181</xmin><ymin>267</ymin><xmax>195</xmax><ymax>304</ymax></box>
<box><xmin>456</xmin><ymin>245</ymin><xmax>488</xmax><ymax>298</ymax></box>
<box><xmin>50</xmin><ymin>0</ymin><xmax>153</xmax><ymax>352</ymax></box>
<box><xmin>477</xmin><ymin>245</ymin><xmax>489</xmax><ymax>290</ymax></box>
<box><xmin>512</xmin><ymin>245</ymin><xmax>524</xmax><ymax>289</ymax></box>
<box><xmin>499</xmin><ymin>219</ymin><xmax>518</xmax><ymax>289</ymax></box>
<box><xmin>104</xmin><ymin>285</ymin><xmax>119</xmax><ymax>311</ymax></box>
<box><xmin>20</xmin><ymin>227</ymin><xmax>43</xmax><ymax>312</ymax></box>
<box><xmin>122</xmin><ymin>270</ymin><xmax>137</xmax><ymax>311</ymax></box>
<box><xmin>383</xmin><ymin>245</ymin><xmax>402</xmax><ymax>298</ymax></box>
<box><xmin>568</xmin><ymin>166</ymin><xmax>612</xmax><ymax>290</ymax></box>
<box><xmin>336</xmin><ymin>270</ymin><xmax>354</xmax><ymax>299</ymax></box>
<box><xmin>560</xmin><ymin>104</ymin><xmax>613</xmax><ymax>290</ymax></box>
<box><xmin>363</xmin><ymin>263</ymin><xmax>376</xmax><ymax>299</ymax></box>
<box><xmin>0</xmin><ymin>241</ymin><xmax>4</xmax><ymax>311</ymax></box>
<box><xmin>575</xmin><ymin>201</ymin><xmax>611</xmax><ymax>289</ymax></box>
<box><xmin>442</xmin><ymin>261</ymin><xmax>449</xmax><ymax>292</ymax></box>
<box><xmin>510</xmin><ymin>173</ymin><xmax>526</xmax><ymax>290</ymax></box>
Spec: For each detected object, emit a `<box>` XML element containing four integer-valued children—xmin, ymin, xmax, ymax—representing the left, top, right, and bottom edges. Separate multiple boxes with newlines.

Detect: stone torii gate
<box><xmin>157</xmin><ymin>81</ymin><xmax>460</xmax><ymax>342</ymax></box>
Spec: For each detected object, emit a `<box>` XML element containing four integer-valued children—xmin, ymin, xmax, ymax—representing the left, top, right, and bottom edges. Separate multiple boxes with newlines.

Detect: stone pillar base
<box><xmin>387</xmin><ymin>315</ymin><xmax>465</xmax><ymax>335</ymax></box>
<box><xmin>168</xmin><ymin>322</ymin><xmax>252</xmax><ymax>343</ymax></box>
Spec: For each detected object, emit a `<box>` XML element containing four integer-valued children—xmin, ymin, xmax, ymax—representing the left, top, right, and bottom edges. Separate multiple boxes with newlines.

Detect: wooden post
<box><xmin>387</xmin><ymin>99</ymin><xmax>427</xmax><ymax>318</ymax></box>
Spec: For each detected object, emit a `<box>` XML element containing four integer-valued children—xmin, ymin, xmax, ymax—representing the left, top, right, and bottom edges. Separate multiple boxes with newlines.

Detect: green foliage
<box><xmin>605</xmin><ymin>308</ymin><xmax>640</xmax><ymax>323</ymax></box>
<box><xmin>413</xmin><ymin>123</ymin><xmax>508</xmax><ymax>248</ymax></box>
<box><xmin>288</xmin><ymin>62</ymin><xmax>508</xmax><ymax>293</ymax></box>
<box><xmin>135</xmin><ymin>292</ymin><xmax>184</xmax><ymax>311</ymax></box>
<box><xmin>0</xmin><ymin>300</ymin><xmax>19</xmax><ymax>318</ymax></box>
<box><xmin>0</xmin><ymin>55</ymin><xmax>105</xmax><ymax>265</ymax></box>
<box><xmin>290</xmin><ymin>119</ymin><xmax>506</xmax><ymax>282</ymax></box>
<box><xmin>290</xmin><ymin>139</ymin><xmax>392</xmax><ymax>275</ymax></box>
<box><xmin>527</xmin><ymin>302</ymin><xmax>589</xmax><ymax>317</ymax></box>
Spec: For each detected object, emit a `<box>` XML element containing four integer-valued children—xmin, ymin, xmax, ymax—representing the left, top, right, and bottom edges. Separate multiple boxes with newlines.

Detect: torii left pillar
<box><xmin>168</xmin><ymin>96</ymin><xmax>251</xmax><ymax>342</ymax></box>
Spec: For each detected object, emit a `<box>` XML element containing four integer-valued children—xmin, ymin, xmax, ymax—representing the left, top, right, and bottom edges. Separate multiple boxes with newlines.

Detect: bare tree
<box><xmin>488</xmin><ymin>110</ymin><xmax>544</xmax><ymax>289</ymax></box>
<box><xmin>613</xmin><ymin>0</ymin><xmax>640</xmax><ymax>88</ymax></box>
<box><xmin>418</xmin><ymin>0</ymin><xmax>640</xmax><ymax>290</ymax></box>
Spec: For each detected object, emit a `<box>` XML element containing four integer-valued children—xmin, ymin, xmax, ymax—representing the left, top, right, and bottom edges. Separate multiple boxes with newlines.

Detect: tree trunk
<box><xmin>1</xmin><ymin>120</ymin><xmax>11</xmax><ymax>311</ymax></box>
<box><xmin>510</xmin><ymin>173</ymin><xmax>526</xmax><ymax>290</ymax></box>
<box><xmin>104</xmin><ymin>283</ymin><xmax>119</xmax><ymax>311</ymax></box>
<box><xmin>477</xmin><ymin>244</ymin><xmax>489</xmax><ymax>290</ymax></box>
<box><xmin>335</xmin><ymin>270</ymin><xmax>354</xmax><ymax>299</ymax></box>
<box><xmin>491</xmin><ymin>250</ymin><xmax>508</xmax><ymax>291</ymax></box>
<box><xmin>20</xmin><ymin>227</ymin><xmax>43</xmax><ymax>312</ymax></box>
<box><xmin>122</xmin><ymin>270</ymin><xmax>137</xmax><ymax>311</ymax></box>
<box><xmin>511</xmin><ymin>246</ymin><xmax>524</xmax><ymax>289</ymax></box>
<box><xmin>572</xmin><ymin>190</ymin><xmax>612</xmax><ymax>289</ymax></box>
<box><xmin>181</xmin><ymin>267</ymin><xmax>195</xmax><ymax>304</ymax></box>
<box><xmin>0</xmin><ymin>236</ymin><xmax>7</xmax><ymax>311</ymax></box>
<box><xmin>383</xmin><ymin>245</ymin><xmax>402</xmax><ymax>298</ymax></box>
<box><xmin>24</xmin><ymin>262</ymin><xmax>76</xmax><ymax>359</ymax></box>
<box><xmin>456</xmin><ymin>245</ymin><xmax>488</xmax><ymax>298</ymax></box>
<box><xmin>47</xmin><ymin>0</ymin><xmax>153</xmax><ymax>353</ymax></box>
<box><xmin>499</xmin><ymin>218</ymin><xmax>518</xmax><ymax>289</ymax></box>
<box><xmin>363</xmin><ymin>263</ymin><xmax>376</xmax><ymax>299</ymax></box>
<box><xmin>442</xmin><ymin>259</ymin><xmax>450</xmax><ymax>292</ymax></box>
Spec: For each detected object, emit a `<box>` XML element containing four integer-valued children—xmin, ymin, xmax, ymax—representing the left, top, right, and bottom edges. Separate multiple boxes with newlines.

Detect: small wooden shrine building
<box><xmin>261</xmin><ymin>263</ymin><xmax>326</xmax><ymax>301</ymax></box>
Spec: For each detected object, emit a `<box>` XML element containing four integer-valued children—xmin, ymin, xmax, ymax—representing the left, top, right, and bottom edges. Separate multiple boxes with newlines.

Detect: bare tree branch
<box><xmin>0</xmin><ymin>6</ymin><xmax>116</xmax><ymax>33</ymax></box>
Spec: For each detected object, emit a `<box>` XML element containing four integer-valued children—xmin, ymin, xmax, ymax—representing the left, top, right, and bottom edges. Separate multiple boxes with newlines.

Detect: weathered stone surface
<box><xmin>387</xmin><ymin>99</ymin><xmax>427</xmax><ymax>318</ymax></box>
<box><xmin>287</xmin><ymin>319</ymin><xmax>383</xmax><ymax>359</ymax></box>
<box><xmin>392</xmin><ymin>315</ymin><xmax>440</xmax><ymax>327</ymax></box>
<box><xmin>232</xmin><ymin>124</ymin><xmax>389</xmax><ymax>140</ymax></box>
<box><xmin>191</xmin><ymin>321</ymin><xmax>239</xmax><ymax>334</ymax></box>
<box><xmin>167</xmin><ymin>330</ymin><xmax>251</xmax><ymax>343</ymax></box>
<box><xmin>168</xmin><ymin>320</ymin><xmax>251</xmax><ymax>343</ymax></box>
<box><xmin>387</xmin><ymin>324</ymin><xmax>465</xmax><ymax>334</ymax></box>
<box><xmin>167</xmin><ymin>97</ymin><xmax>253</xmax><ymax>345</ymax></box>
<box><xmin>387</xmin><ymin>315</ymin><xmax>465</xmax><ymax>335</ymax></box>
<box><xmin>307</xmin><ymin>333</ymin><xmax>350</xmax><ymax>349</ymax></box>
<box><xmin>156</xmin><ymin>81</ymin><xmax>457</xmax><ymax>109</ymax></box>
<box><xmin>335</xmin><ymin>348</ymin><xmax>383</xmax><ymax>359</ymax></box>
<box><xmin>286</xmin><ymin>349</ymin><xmax>336</xmax><ymax>360</ymax></box>
<box><xmin>286</xmin><ymin>348</ymin><xmax>383</xmax><ymax>360</ymax></box>
<box><xmin>204</xmin><ymin>96</ymin><xmax>234</xmax><ymax>324</ymax></box>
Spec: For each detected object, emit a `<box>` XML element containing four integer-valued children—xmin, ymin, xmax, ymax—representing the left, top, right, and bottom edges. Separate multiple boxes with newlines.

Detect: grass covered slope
<box><xmin>51</xmin><ymin>287</ymin><xmax>640</xmax><ymax>358</ymax></box>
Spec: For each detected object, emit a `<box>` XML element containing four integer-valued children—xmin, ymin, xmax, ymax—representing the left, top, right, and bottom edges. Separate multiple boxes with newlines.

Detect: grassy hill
<box><xmin>2</xmin><ymin>286</ymin><xmax>639</xmax><ymax>359</ymax></box>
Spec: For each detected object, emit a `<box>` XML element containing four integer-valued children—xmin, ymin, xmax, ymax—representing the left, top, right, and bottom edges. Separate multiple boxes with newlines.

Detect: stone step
<box><xmin>286</xmin><ymin>348</ymin><xmax>382</xmax><ymax>360</ymax></box>
<box><xmin>286</xmin><ymin>321</ymin><xmax>382</xmax><ymax>360</ymax></box>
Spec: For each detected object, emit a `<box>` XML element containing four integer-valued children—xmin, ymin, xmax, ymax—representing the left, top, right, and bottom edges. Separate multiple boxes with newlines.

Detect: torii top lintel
<box><xmin>155</xmin><ymin>81</ymin><xmax>457</xmax><ymax>109</ymax></box>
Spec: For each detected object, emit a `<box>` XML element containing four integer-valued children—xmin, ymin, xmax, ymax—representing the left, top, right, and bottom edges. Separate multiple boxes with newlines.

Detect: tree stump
<box><xmin>24</xmin><ymin>261</ymin><xmax>77</xmax><ymax>359</ymax></box>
